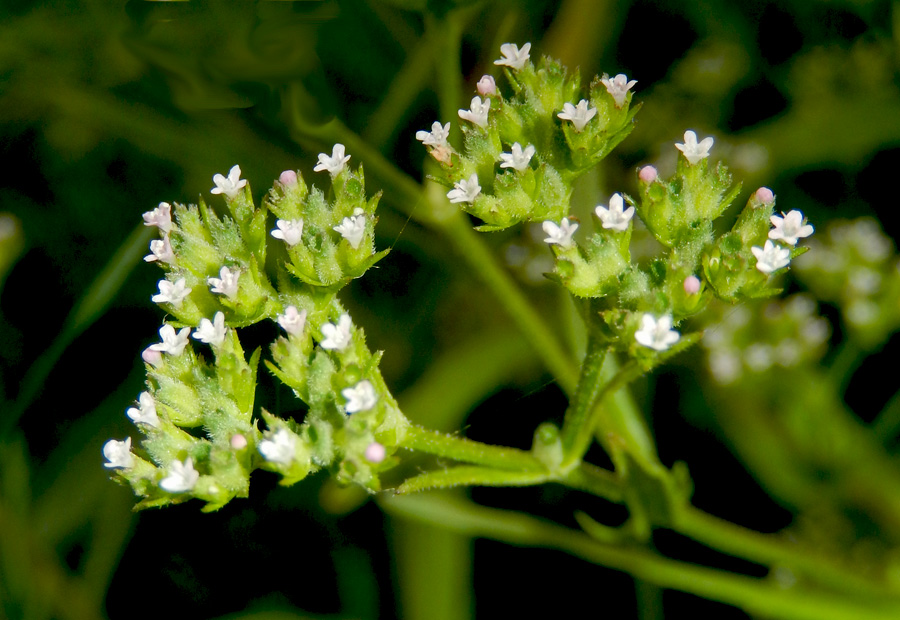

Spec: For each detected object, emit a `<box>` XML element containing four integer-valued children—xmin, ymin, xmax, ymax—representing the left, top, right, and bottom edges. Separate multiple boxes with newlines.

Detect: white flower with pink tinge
<box><xmin>103</xmin><ymin>437</ymin><xmax>134</xmax><ymax>469</ymax></box>
<box><xmin>142</xmin><ymin>202</ymin><xmax>172</xmax><ymax>233</ymax></box>
<box><xmin>193</xmin><ymin>311</ymin><xmax>227</xmax><ymax>348</ymax></box>
<box><xmin>635</xmin><ymin>314</ymin><xmax>680</xmax><ymax>352</ymax></box>
<box><xmin>542</xmin><ymin>218</ymin><xmax>578</xmax><ymax>249</ymax></box>
<box><xmin>416</xmin><ymin>122</ymin><xmax>451</xmax><ymax>148</ymax></box>
<box><xmin>595</xmin><ymin>193</ymin><xmax>635</xmax><ymax>232</ymax></box>
<box><xmin>447</xmin><ymin>174</ymin><xmax>481</xmax><ymax>204</ymax></box>
<box><xmin>277</xmin><ymin>306</ymin><xmax>307</xmax><ymax>336</ymax></box>
<box><xmin>314</xmin><ymin>144</ymin><xmax>351</xmax><ymax>178</ymax></box>
<box><xmin>321</xmin><ymin>314</ymin><xmax>353</xmax><ymax>351</ymax></box>
<box><xmin>494</xmin><ymin>43</ymin><xmax>531</xmax><ymax>70</ymax></box>
<box><xmin>768</xmin><ymin>210</ymin><xmax>814</xmax><ymax>246</ymax></box>
<box><xmin>152</xmin><ymin>278</ymin><xmax>191</xmax><ymax>308</ymax></box>
<box><xmin>208</xmin><ymin>266</ymin><xmax>240</xmax><ymax>299</ymax></box>
<box><xmin>342</xmin><ymin>380</ymin><xmax>378</xmax><ymax>413</ymax></box>
<box><xmin>600</xmin><ymin>73</ymin><xmax>637</xmax><ymax>107</ymax></box>
<box><xmin>149</xmin><ymin>324</ymin><xmax>191</xmax><ymax>357</ymax></box>
<box><xmin>259</xmin><ymin>429</ymin><xmax>297</xmax><ymax>465</ymax></box>
<box><xmin>458</xmin><ymin>96</ymin><xmax>491</xmax><ymax>127</ymax></box>
<box><xmin>127</xmin><ymin>391</ymin><xmax>160</xmax><ymax>428</ymax></box>
<box><xmin>271</xmin><ymin>219</ymin><xmax>303</xmax><ymax>247</ymax></box>
<box><xmin>160</xmin><ymin>457</ymin><xmax>199</xmax><ymax>493</ymax></box>
<box><xmin>144</xmin><ymin>235</ymin><xmax>174</xmax><ymax>264</ymax></box>
<box><xmin>500</xmin><ymin>143</ymin><xmax>535</xmax><ymax>172</ymax></box>
<box><xmin>752</xmin><ymin>240</ymin><xmax>791</xmax><ymax>274</ymax></box>
<box><xmin>211</xmin><ymin>165</ymin><xmax>247</xmax><ymax>198</ymax></box>
<box><xmin>558</xmin><ymin>100</ymin><xmax>597</xmax><ymax>133</ymax></box>
<box><xmin>675</xmin><ymin>131</ymin><xmax>714</xmax><ymax>165</ymax></box>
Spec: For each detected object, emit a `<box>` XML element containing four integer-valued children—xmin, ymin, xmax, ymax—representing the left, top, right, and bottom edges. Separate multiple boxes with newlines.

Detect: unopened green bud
<box><xmin>532</xmin><ymin>422</ymin><xmax>563</xmax><ymax>470</ymax></box>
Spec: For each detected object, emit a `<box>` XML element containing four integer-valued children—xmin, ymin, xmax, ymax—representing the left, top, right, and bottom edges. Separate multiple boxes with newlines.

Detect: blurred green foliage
<box><xmin>3</xmin><ymin>1</ymin><xmax>900</xmax><ymax>619</ymax></box>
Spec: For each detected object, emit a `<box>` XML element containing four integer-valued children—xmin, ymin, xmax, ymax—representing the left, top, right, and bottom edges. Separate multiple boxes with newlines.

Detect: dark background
<box><xmin>1</xmin><ymin>1</ymin><xmax>898</xmax><ymax>618</ymax></box>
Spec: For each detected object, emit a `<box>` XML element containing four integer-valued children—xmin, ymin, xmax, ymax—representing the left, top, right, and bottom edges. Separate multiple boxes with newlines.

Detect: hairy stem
<box><xmin>400</xmin><ymin>425</ymin><xmax>545</xmax><ymax>472</ymax></box>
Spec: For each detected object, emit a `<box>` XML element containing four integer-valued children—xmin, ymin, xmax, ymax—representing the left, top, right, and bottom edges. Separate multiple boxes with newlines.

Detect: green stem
<box><xmin>381</xmin><ymin>494</ymin><xmax>900</xmax><ymax>620</ymax></box>
<box><xmin>563</xmin><ymin>463</ymin><xmax>624</xmax><ymax>503</ymax></box>
<box><xmin>828</xmin><ymin>340</ymin><xmax>863</xmax><ymax>397</ymax></box>
<box><xmin>397</xmin><ymin>466</ymin><xmax>552</xmax><ymax>494</ymax></box>
<box><xmin>401</xmin><ymin>425</ymin><xmax>545</xmax><ymax>472</ymax></box>
<box><xmin>872</xmin><ymin>387</ymin><xmax>900</xmax><ymax>443</ymax></box>
<box><xmin>560</xmin><ymin>332</ymin><xmax>607</xmax><ymax>463</ymax></box>
<box><xmin>674</xmin><ymin>506</ymin><xmax>899</xmax><ymax>599</ymax></box>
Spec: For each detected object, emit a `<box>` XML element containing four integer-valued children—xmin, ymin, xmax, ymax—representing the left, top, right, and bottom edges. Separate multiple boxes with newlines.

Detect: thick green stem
<box><xmin>382</xmin><ymin>494</ymin><xmax>900</xmax><ymax>620</ymax></box>
<box><xmin>560</xmin><ymin>333</ymin><xmax>607</xmax><ymax>463</ymax></box>
<box><xmin>674</xmin><ymin>507</ymin><xmax>899</xmax><ymax>599</ymax></box>
<box><xmin>401</xmin><ymin>425</ymin><xmax>545</xmax><ymax>472</ymax></box>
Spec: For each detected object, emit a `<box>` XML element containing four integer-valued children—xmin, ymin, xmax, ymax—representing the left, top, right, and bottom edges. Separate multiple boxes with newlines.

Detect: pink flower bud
<box><xmin>639</xmin><ymin>165</ymin><xmax>658</xmax><ymax>183</ymax></box>
<box><xmin>683</xmin><ymin>275</ymin><xmax>701</xmax><ymax>294</ymax></box>
<box><xmin>755</xmin><ymin>187</ymin><xmax>774</xmax><ymax>204</ymax></box>
<box><xmin>364</xmin><ymin>442</ymin><xmax>386</xmax><ymax>464</ymax></box>
<box><xmin>231</xmin><ymin>434</ymin><xmax>248</xmax><ymax>450</ymax></box>
<box><xmin>141</xmin><ymin>346</ymin><xmax>163</xmax><ymax>367</ymax></box>
<box><xmin>279</xmin><ymin>170</ymin><xmax>298</xmax><ymax>186</ymax></box>
<box><xmin>476</xmin><ymin>75</ymin><xmax>497</xmax><ymax>97</ymax></box>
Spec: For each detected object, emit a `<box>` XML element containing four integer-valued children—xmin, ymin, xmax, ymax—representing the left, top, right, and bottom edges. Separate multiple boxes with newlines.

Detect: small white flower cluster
<box><xmin>751</xmin><ymin>191</ymin><xmax>814</xmax><ymax>274</ymax></box>
<box><xmin>541</xmin><ymin>194</ymin><xmax>635</xmax><ymax>252</ymax></box>
<box><xmin>143</xmin><ymin>202</ymin><xmax>175</xmax><ymax>264</ymax></box>
<box><xmin>702</xmin><ymin>297</ymin><xmax>829</xmax><ymax>384</ymax></box>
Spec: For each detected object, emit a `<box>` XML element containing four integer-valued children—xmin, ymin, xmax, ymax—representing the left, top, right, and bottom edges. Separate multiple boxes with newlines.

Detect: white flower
<box><xmin>458</xmin><ymin>96</ymin><xmax>491</xmax><ymax>127</ymax></box>
<box><xmin>320</xmin><ymin>313</ymin><xmax>353</xmax><ymax>350</ymax></box>
<box><xmin>271</xmin><ymin>218</ymin><xmax>303</xmax><ymax>247</ymax></box>
<box><xmin>211</xmin><ymin>165</ymin><xmax>248</xmax><ymax>198</ymax></box>
<box><xmin>752</xmin><ymin>240</ymin><xmax>791</xmax><ymax>274</ymax></box>
<box><xmin>151</xmin><ymin>278</ymin><xmax>192</xmax><ymax>308</ymax></box>
<box><xmin>476</xmin><ymin>75</ymin><xmax>497</xmax><ymax>96</ymax></box>
<box><xmin>600</xmin><ymin>73</ymin><xmax>637</xmax><ymax>107</ymax></box>
<box><xmin>675</xmin><ymin>130</ymin><xmax>714</xmax><ymax>165</ymax></box>
<box><xmin>313</xmin><ymin>143</ymin><xmax>351</xmax><ymax>177</ymax></box>
<box><xmin>149</xmin><ymin>324</ymin><xmax>191</xmax><ymax>357</ymax></box>
<box><xmin>499</xmin><ymin>143</ymin><xmax>535</xmax><ymax>171</ymax></box>
<box><xmin>142</xmin><ymin>202</ymin><xmax>172</xmax><ymax>233</ymax></box>
<box><xmin>415</xmin><ymin>121</ymin><xmax>451</xmax><ymax>148</ymax></box>
<box><xmin>768</xmin><ymin>210</ymin><xmax>814</xmax><ymax>246</ymax></box>
<box><xmin>277</xmin><ymin>305</ymin><xmax>307</xmax><ymax>336</ymax></box>
<box><xmin>635</xmin><ymin>314</ymin><xmax>680</xmax><ymax>352</ymax></box>
<box><xmin>258</xmin><ymin>429</ymin><xmax>297</xmax><ymax>465</ymax></box>
<box><xmin>103</xmin><ymin>437</ymin><xmax>134</xmax><ymax>469</ymax></box>
<box><xmin>208</xmin><ymin>266</ymin><xmax>240</xmax><ymax>299</ymax></box>
<box><xmin>542</xmin><ymin>218</ymin><xmax>579</xmax><ymax>249</ymax></box>
<box><xmin>557</xmin><ymin>100</ymin><xmax>597</xmax><ymax>133</ymax></box>
<box><xmin>334</xmin><ymin>210</ymin><xmax>367</xmax><ymax>249</ymax></box>
<box><xmin>127</xmin><ymin>391</ymin><xmax>160</xmax><ymax>427</ymax></box>
<box><xmin>192</xmin><ymin>311</ymin><xmax>227</xmax><ymax>347</ymax></box>
<box><xmin>446</xmin><ymin>174</ymin><xmax>481</xmax><ymax>204</ymax></box>
<box><xmin>342</xmin><ymin>380</ymin><xmax>378</xmax><ymax>413</ymax></box>
<box><xmin>159</xmin><ymin>457</ymin><xmax>200</xmax><ymax>493</ymax></box>
<box><xmin>144</xmin><ymin>235</ymin><xmax>174</xmax><ymax>264</ymax></box>
<box><xmin>494</xmin><ymin>42</ymin><xmax>531</xmax><ymax>70</ymax></box>
<box><xmin>595</xmin><ymin>193</ymin><xmax>635</xmax><ymax>232</ymax></box>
